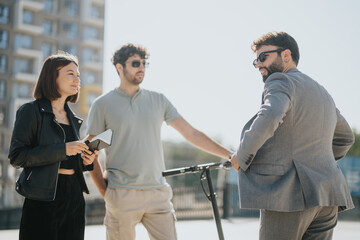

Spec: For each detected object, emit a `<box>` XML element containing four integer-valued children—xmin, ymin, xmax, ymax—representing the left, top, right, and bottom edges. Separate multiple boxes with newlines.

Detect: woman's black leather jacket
<box><xmin>8</xmin><ymin>98</ymin><xmax>93</xmax><ymax>199</ymax></box>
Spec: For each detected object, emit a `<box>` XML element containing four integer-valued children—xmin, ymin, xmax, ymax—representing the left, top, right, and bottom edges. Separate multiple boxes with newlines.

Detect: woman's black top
<box><xmin>59</xmin><ymin>123</ymin><xmax>78</xmax><ymax>170</ymax></box>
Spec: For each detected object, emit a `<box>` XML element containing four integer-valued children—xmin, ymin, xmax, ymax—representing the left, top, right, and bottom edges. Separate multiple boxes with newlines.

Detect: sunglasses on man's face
<box><xmin>253</xmin><ymin>49</ymin><xmax>285</xmax><ymax>68</ymax></box>
<box><xmin>129</xmin><ymin>60</ymin><xmax>149</xmax><ymax>68</ymax></box>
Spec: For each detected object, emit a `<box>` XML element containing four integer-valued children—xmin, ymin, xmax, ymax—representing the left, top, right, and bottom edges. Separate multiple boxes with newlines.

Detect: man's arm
<box><xmin>169</xmin><ymin>117</ymin><xmax>232</xmax><ymax>159</ymax></box>
<box><xmin>236</xmin><ymin>74</ymin><xmax>291</xmax><ymax>172</ymax></box>
<box><xmin>333</xmin><ymin>109</ymin><xmax>355</xmax><ymax>160</ymax></box>
<box><xmin>86</xmin><ymin>134</ymin><xmax>107</xmax><ymax>197</ymax></box>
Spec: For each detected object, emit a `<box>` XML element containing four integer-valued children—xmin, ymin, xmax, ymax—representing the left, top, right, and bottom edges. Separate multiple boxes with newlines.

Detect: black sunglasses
<box><xmin>253</xmin><ymin>49</ymin><xmax>285</xmax><ymax>67</ymax></box>
<box><xmin>129</xmin><ymin>60</ymin><xmax>149</xmax><ymax>68</ymax></box>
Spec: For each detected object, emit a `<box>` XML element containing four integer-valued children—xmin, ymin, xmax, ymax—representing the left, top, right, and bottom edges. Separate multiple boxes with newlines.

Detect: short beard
<box><xmin>130</xmin><ymin>76</ymin><xmax>143</xmax><ymax>85</ymax></box>
<box><xmin>261</xmin><ymin>57</ymin><xmax>284</xmax><ymax>82</ymax></box>
<box><xmin>123</xmin><ymin>67</ymin><xmax>144</xmax><ymax>85</ymax></box>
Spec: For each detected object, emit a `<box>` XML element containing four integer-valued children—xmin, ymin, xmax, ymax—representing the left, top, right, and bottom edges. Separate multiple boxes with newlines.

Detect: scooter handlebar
<box><xmin>162</xmin><ymin>161</ymin><xmax>232</xmax><ymax>177</ymax></box>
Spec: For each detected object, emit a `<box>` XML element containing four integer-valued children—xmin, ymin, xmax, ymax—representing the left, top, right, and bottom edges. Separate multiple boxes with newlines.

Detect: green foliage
<box><xmin>348</xmin><ymin>129</ymin><xmax>360</xmax><ymax>156</ymax></box>
<box><xmin>163</xmin><ymin>141</ymin><xmax>221</xmax><ymax>165</ymax></box>
<box><xmin>163</xmin><ymin>141</ymin><xmax>223</xmax><ymax>187</ymax></box>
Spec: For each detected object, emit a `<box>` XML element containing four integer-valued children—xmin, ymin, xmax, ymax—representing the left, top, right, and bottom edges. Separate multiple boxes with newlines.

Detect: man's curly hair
<box><xmin>111</xmin><ymin>43</ymin><xmax>149</xmax><ymax>67</ymax></box>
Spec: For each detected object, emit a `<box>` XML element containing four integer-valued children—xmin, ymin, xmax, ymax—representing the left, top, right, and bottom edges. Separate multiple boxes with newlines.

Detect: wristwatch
<box><xmin>229</xmin><ymin>151</ymin><xmax>235</xmax><ymax>160</ymax></box>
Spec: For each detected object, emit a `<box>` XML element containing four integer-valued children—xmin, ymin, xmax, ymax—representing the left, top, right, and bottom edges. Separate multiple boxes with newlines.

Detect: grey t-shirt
<box><xmin>86</xmin><ymin>88</ymin><xmax>181</xmax><ymax>189</ymax></box>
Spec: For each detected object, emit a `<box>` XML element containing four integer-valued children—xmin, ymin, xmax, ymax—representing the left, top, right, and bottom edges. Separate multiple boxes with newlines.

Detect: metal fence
<box><xmin>1</xmin><ymin>157</ymin><xmax>359</xmax><ymax>229</ymax></box>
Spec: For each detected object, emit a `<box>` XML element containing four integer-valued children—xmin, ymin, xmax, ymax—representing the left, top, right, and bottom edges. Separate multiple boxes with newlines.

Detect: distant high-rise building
<box><xmin>0</xmin><ymin>0</ymin><xmax>105</xmax><ymax>208</ymax></box>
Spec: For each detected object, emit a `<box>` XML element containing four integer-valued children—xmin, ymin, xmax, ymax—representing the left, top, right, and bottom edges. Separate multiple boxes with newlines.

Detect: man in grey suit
<box><xmin>230</xmin><ymin>32</ymin><xmax>355</xmax><ymax>240</ymax></box>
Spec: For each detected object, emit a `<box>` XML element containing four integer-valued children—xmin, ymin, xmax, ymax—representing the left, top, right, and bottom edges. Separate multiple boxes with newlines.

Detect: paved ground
<box><xmin>1</xmin><ymin>218</ymin><xmax>359</xmax><ymax>239</ymax></box>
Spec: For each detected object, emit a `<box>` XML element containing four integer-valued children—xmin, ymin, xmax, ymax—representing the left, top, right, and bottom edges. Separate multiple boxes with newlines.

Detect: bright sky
<box><xmin>102</xmin><ymin>0</ymin><xmax>360</xmax><ymax>149</ymax></box>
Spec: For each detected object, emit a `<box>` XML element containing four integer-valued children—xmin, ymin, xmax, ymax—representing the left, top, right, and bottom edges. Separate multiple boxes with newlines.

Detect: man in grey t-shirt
<box><xmin>86</xmin><ymin>43</ymin><xmax>232</xmax><ymax>240</ymax></box>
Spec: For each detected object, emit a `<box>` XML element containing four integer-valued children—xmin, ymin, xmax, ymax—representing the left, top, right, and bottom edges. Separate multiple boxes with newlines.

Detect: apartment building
<box><xmin>0</xmin><ymin>0</ymin><xmax>105</xmax><ymax>208</ymax></box>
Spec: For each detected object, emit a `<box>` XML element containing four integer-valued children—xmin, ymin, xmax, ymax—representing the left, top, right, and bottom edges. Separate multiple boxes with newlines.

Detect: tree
<box><xmin>347</xmin><ymin>129</ymin><xmax>360</xmax><ymax>156</ymax></box>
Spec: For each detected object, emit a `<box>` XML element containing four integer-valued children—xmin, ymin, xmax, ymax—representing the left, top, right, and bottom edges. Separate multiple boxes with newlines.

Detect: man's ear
<box><xmin>282</xmin><ymin>49</ymin><xmax>292</xmax><ymax>63</ymax></box>
<box><xmin>115</xmin><ymin>63</ymin><xmax>123</xmax><ymax>75</ymax></box>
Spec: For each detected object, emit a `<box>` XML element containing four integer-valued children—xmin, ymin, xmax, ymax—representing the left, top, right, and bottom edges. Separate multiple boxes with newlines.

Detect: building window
<box><xmin>64</xmin><ymin>23</ymin><xmax>78</xmax><ymax>39</ymax></box>
<box><xmin>0</xmin><ymin>5</ymin><xmax>10</xmax><ymax>24</ymax></box>
<box><xmin>91</xmin><ymin>5</ymin><xmax>101</xmax><ymax>18</ymax></box>
<box><xmin>82</xmin><ymin>70</ymin><xmax>97</xmax><ymax>84</ymax></box>
<box><xmin>83</xmin><ymin>48</ymin><xmax>100</xmax><ymax>62</ymax></box>
<box><xmin>43</xmin><ymin>20</ymin><xmax>53</xmax><ymax>36</ymax></box>
<box><xmin>44</xmin><ymin>0</ymin><xmax>54</xmax><ymax>13</ymax></box>
<box><xmin>0</xmin><ymin>106</ymin><xmax>5</xmax><ymax>126</ymax></box>
<box><xmin>12</xmin><ymin>82</ymin><xmax>32</xmax><ymax>98</ymax></box>
<box><xmin>83</xmin><ymin>26</ymin><xmax>99</xmax><ymax>40</ymax></box>
<box><xmin>42</xmin><ymin>42</ymin><xmax>53</xmax><ymax>60</ymax></box>
<box><xmin>23</xmin><ymin>10</ymin><xmax>34</xmax><ymax>24</ymax></box>
<box><xmin>0</xmin><ymin>80</ymin><xmax>6</xmax><ymax>99</ymax></box>
<box><xmin>0</xmin><ymin>30</ymin><xmax>8</xmax><ymax>49</ymax></box>
<box><xmin>63</xmin><ymin>44</ymin><xmax>77</xmax><ymax>56</ymax></box>
<box><xmin>15</xmin><ymin>34</ymin><xmax>32</xmax><ymax>50</ymax></box>
<box><xmin>13</xmin><ymin>58</ymin><xmax>33</xmax><ymax>74</ymax></box>
<box><xmin>66</xmin><ymin>0</ymin><xmax>79</xmax><ymax>17</ymax></box>
<box><xmin>0</xmin><ymin>55</ymin><xmax>7</xmax><ymax>73</ymax></box>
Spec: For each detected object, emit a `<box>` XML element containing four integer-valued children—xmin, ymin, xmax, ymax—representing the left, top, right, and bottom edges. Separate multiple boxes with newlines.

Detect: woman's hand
<box><xmin>66</xmin><ymin>141</ymin><xmax>89</xmax><ymax>156</ymax></box>
<box><xmin>81</xmin><ymin>149</ymin><xmax>99</xmax><ymax>165</ymax></box>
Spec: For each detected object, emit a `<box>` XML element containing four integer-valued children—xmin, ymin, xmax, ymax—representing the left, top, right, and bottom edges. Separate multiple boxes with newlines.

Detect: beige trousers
<box><xmin>104</xmin><ymin>187</ymin><xmax>177</xmax><ymax>240</ymax></box>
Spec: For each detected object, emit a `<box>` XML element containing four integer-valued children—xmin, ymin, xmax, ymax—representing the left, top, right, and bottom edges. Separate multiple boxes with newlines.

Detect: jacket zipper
<box><xmin>26</xmin><ymin>171</ymin><xmax>32</xmax><ymax>180</ymax></box>
<box><xmin>52</xmin><ymin>118</ymin><xmax>66</xmax><ymax>198</ymax></box>
<box><xmin>25</xmin><ymin>117</ymin><xmax>64</xmax><ymax>183</ymax></box>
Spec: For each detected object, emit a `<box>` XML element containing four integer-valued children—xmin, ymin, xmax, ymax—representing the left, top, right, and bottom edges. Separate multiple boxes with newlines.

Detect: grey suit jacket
<box><xmin>236</xmin><ymin>68</ymin><xmax>355</xmax><ymax>212</ymax></box>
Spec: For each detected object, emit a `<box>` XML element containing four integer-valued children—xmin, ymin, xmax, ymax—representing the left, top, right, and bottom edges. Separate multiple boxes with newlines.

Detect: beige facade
<box><xmin>0</xmin><ymin>0</ymin><xmax>105</xmax><ymax>208</ymax></box>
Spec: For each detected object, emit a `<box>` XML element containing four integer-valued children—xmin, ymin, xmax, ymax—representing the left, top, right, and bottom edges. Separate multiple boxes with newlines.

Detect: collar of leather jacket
<box><xmin>37</xmin><ymin>98</ymin><xmax>83</xmax><ymax>130</ymax></box>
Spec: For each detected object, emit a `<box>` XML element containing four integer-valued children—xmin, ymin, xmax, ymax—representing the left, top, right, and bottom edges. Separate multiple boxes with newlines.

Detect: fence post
<box><xmin>222</xmin><ymin>171</ymin><xmax>231</xmax><ymax>219</ymax></box>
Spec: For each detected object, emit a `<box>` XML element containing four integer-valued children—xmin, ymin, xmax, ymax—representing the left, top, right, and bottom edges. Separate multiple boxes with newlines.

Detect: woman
<box><xmin>8</xmin><ymin>52</ymin><xmax>98</xmax><ymax>240</ymax></box>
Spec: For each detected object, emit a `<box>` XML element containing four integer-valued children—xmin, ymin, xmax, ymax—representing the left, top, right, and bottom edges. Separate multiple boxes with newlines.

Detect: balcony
<box><xmin>14</xmin><ymin>1</ymin><xmax>44</xmax><ymax>35</ymax></box>
<box><xmin>21</xmin><ymin>0</ymin><xmax>44</xmax><ymax>12</ymax></box>
<box><xmin>13</xmin><ymin>48</ymin><xmax>42</xmax><ymax>59</ymax></box>
<box><xmin>15</xmin><ymin>23</ymin><xmax>43</xmax><ymax>35</ymax></box>
<box><xmin>12</xmin><ymin>72</ymin><xmax>38</xmax><ymax>83</ymax></box>
<box><xmin>81</xmin><ymin>0</ymin><xmax>105</xmax><ymax>28</ymax></box>
<box><xmin>13</xmin><ymin>48</ymin><xmax>42</xmax><ymax>74</ymax></box>
<box><xmin>82</xmin><ymin>61</ymin><xmax>103</xmax><ymax>72</ymax></box>
<box><xmin>82</xmin><ymin>38</ymin><xmax>104</xmax><ymax>49</ymax></box>
<box><xmin>91</xmin><ymin>0</ymin><xmax>105</xmax><ymax>6</ymax></box>
<box><xmin>83</xmin><ymin>17</ymin><xmax>104</xmax><ymax>28</ymax></box>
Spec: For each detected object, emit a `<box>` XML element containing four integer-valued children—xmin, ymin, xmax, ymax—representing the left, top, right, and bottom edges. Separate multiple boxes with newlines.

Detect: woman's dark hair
<box><xmin>33</xmin><ymin>51</ymin><xmax>79</xmax><ymax>103</ymax></box>
<box><xmin>111</xmin><ymin>43</ymin><xmax>149</xmax><ymax>67</ymax></box>
<box><xmin>251</xmin><ymin>32</ymin><xmax>300</xmax><ymax>66</ymax></box>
